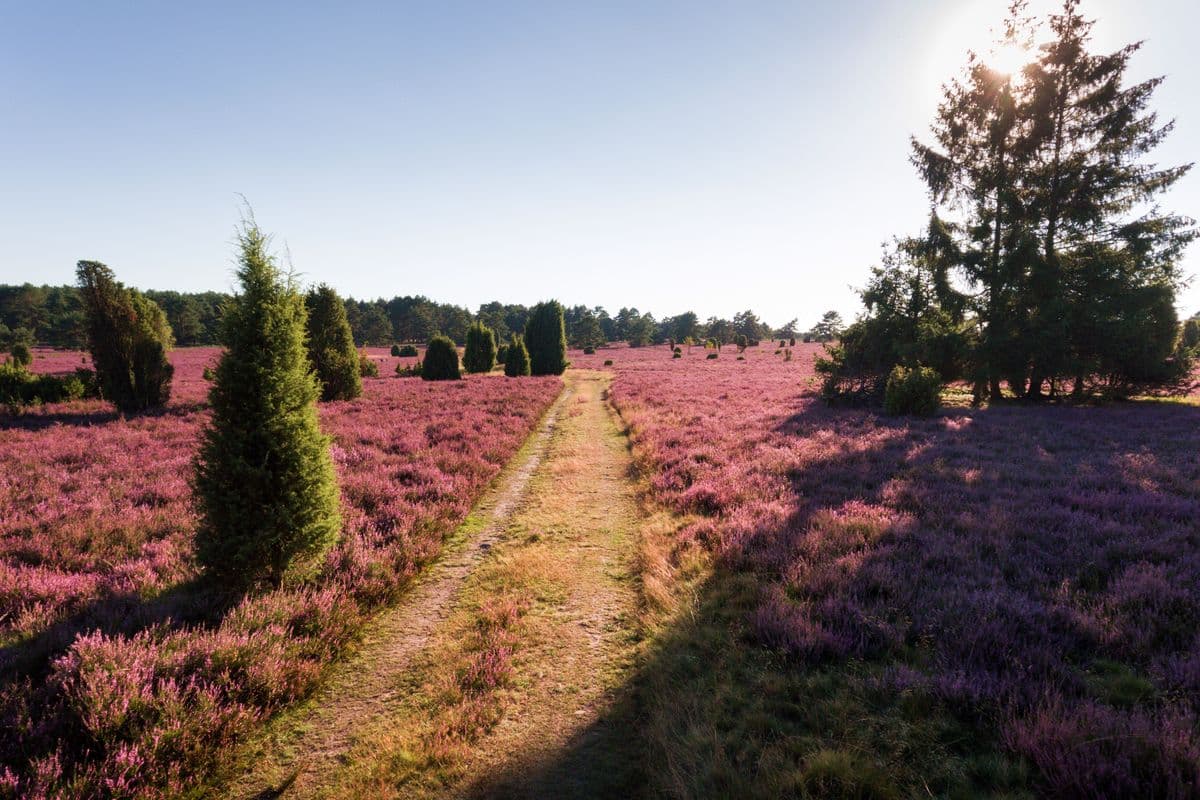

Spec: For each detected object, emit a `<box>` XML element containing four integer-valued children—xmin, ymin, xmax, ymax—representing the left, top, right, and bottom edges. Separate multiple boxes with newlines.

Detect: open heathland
<box><xmin>0</xmin><ymin>347</ymin><xmax>560</xmax><ymax>798</ymax></box>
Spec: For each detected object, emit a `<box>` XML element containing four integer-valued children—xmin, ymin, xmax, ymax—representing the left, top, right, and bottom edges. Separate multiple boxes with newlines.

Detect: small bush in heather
<box><xmin>604</xmin><ymin>359</ymin><xmax>613</xmax><ymax>366</ymax></box>
<box><xmin>202</xmin><ymin>366</ymin><xmax>216</xmax><ymax>381</ymax></box>
<box><xmin>504</xmin><ymin>334</ymin><xmax>531</xmax><ymax>377</ymax></box>
<box><xmin>524</xmin><ymin>300</ymin><xmax>568</xmax><ymax>375</ymax></box>
<box><xmin>583</xmin><ymin>346</ymin><xmax>595</xmax><ymax>355</ymax></box>
<box><xmin>707</xmin><ymin>353</ymin><xmax>718</xmax><ymax>360</ymax></box>
<box><xmin>305</xmin><ymin>284</ymin><xmax>362</xmax><ymax>401</ymax></box>
<box><xmin>673</xmin><ymin>352</ymin><xmax>682</xmax><ymax>359</ymax></box>
<box><xmin>789</xmin><ymin>337</ymin><xmax>796</xmax><ymax>346</ymax></box>
<box><xmin>398</xmin><ymin>344</ymin><xmax>419</xmax><ymax>357</ymax></box>
<box><xmin>463</xmin><ymin>321</ymin><xmax>497</xmax><ymax>374</ymax></box>
<box><xmin>359</xmin><ymin>350</ymin><xmax>379</xmax><ymax>378</ymax></box>
<box><xmin>884</xmin><ymin>365</ymin><xmax>942</xmax><ymax>416</ymax></box>
<box><xmin>779</xmin><ymin>340</ymin><xmax>787</xmax><ymax>348</ymax></box>
<box><xmin>193</xmin><ymin>218</ymin><xmax>342</xmax><ymax>587</ymax></box>
<box><xmin>76</xmin><ymin>260</ymin><xmax>175</xmax><ymax>413</ymax></box>
<box><xmin>496</xmin><ymin>343</ymin><xmax>509</xmax><ymax>364</ymax></box>
<box><xmin>10</xmin><ymin>342</ymin><xmax>32</xmax><ymax>367</ymax></box>
<box><xmin>673</xmin><ymin>346</ymin><xmax>682</xmax><ymax>355</ymax></box>
<box><xmin>396</xmin><ymin>360</ymin><xmax>422</xmax><ymax>378</ymax></box>
<box><xmin>422</xmin><ymin>335</ymin><xmax>461</xmax><ymax>380</ymax></box>
<box><xmin>390</xmin><ymin>344</ymin><xmax>401</xmax><ymax>357</ymax></box>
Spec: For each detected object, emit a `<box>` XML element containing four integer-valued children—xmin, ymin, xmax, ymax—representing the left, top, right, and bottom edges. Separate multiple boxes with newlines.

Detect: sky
<box><xmin>1</xmin><ymin>0</ymin><xmax>1197</xmax><ymax>328</ymax></box>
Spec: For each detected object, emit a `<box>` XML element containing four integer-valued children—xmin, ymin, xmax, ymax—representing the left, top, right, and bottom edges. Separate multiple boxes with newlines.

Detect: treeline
<box><xmin>1</xmin><ymin>281</ymin><xmax>827</xmax><ymax>351</ymax></box>
<box><xmin>821</xmin><ymin>0</ymin><xmax>1197</xmax><ymax>408</ymax></box>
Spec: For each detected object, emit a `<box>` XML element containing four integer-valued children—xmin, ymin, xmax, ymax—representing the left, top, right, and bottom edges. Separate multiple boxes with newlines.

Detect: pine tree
<box><xmin>463</xmin><ymin>321</ymin><xmax>497</xmax><ymax>373</ymax></box>
<box><xmin>524</xmin><ymin>301</ymin><xmax>568</xmax><ymax>376</ymax></box>
<box><xmin>504</xmin><ymin>334</ymin><xmax>531</xmax><ymax>377</ymax></box>
<box><xmin>193</xmin><ymin>220</ymin><xmax>341</xmax><ymax>586</ymax></box>
<box><xmin>305</xmin><ymin>284</ymin><xmax>362</xmax><ymax>401</ymax></box>
<box><xmin>422</xmin><ymin>335</ymin><xmax>461</xmax><ymax>380</ymax></box>
<box><xmin>76</xmin><ymin>260</ymin><xmax>175</xmax><ymax>413</ymax></box>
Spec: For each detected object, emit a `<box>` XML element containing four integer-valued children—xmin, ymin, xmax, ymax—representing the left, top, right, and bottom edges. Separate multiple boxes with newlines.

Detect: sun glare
<box><xmin>984</xmin><ymin>40</ymin><xmax>1031</xmax><ymax>78</ymax></box>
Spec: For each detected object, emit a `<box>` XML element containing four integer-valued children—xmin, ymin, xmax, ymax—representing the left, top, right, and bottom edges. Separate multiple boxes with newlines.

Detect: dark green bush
<box><xmin>396</xmin><ymin>360</ymin><xmax>422</xmax><ymax>378</ymax></box>
<box><xmin>305</xmin><ymin>284</ymin><xmax>362</xmax><ymax>401</ymax></box>
<box><xmin>524</xmin><ymin>301</ymin><xmax>568</xmax><ymax>376</ymax></box>
<box><xmin>193</xmin><ymin>219</ymin><xmax>342</xmax><ymax>587</ymax></box>
<box><xmin>496</xmin><ymin>343</ymin><xmax>509</xmax><ymax>364</ymax></box>
<box><xmin>583</xmin><ymin>346</ymin><xmax>596</xmax><ymax>355</ymax></box>
<box><xmin>604</xmin><ymin>359</ymin><xmax>613</xmax><ymax>367</ymax></box>
<box><xmin>673</xmin><ymin>352</ymin><xmax>682</xmax><ymax>359</ymax></box>
<box><xmin>10</xmin><ymin>343</ymin><xmax>32</xmax><ymax>367</ymax></box>
<box><xmin>504</xmin><ymin>334</ymin><xmax>531</xmax><ymax>377</ymax></box>
<box><xmin>202</xmin><ymin>366</ymin><xmax>216</xmax><ymax>381</ymax></box>
<box><xmin>463</xmin><ymin>321</ymin><xmax>497</xmax><ymax>374</ymax></box>
<box><xmin>398</xmin><ymin>344</ymin><xmax>419</xmax><ymax>357</ymax></box>
<box><xmin>390</xmin><ymin>344</ymin><xmax>401</xmax><ymax>357</ymax></box>
<box><xmin>0</xmin><ymin>363</ymin><xmax>91</xmax><ymax>408</ymax></box>
<box><xmin>77</xmin><ymin>260</ymin><xmax>175</xmax><ymax>413</ymax></box>
<box><xmin>884</xmin><ymin>365</ymin><xmax>942</xmax><ymax>416</ymax></box>
<box><xmin>422</xmin><ymin>335</ymin><xmax>461</xmax><ymax>381</ymax></box>
<box><xmin>707</xmin><ymin>353</ymin><xmax>718</xmax><ymax>360</ymax></box>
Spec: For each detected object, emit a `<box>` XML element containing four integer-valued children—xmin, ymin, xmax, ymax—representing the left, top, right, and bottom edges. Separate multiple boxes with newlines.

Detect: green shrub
<box><xmin>496</xmin><ymin>343</ymin><xmax>509</xmax><ymax>364</ymax></box>
<box><xmin>396</xmin><ymin>360</ymin><xmax>422</xmax><ymax>378</ymax></box>
<box><xmin>583</xmin><ymin>346</ymin><xmax>596</xmax><ymax>355</ymax></box>
<box><xmin>673</xmin><ymin>352</ymin><xmax>682</xmax><ymax>359</ymax></box>
<box><xmin>10</xmin><ymin>342</ymin><xmax>32</xmax><ymax>367</ymax></box>
<box><xmin>884</xmin><ymin>365</ymin><xmax>942</xmax><ymax>416</ymax></box>
<box><xmin>673</xmin><ymin>346</ymin><xmax>682</xmax><ymax>355</ymax></box>
<box><xmin>359</xmin><ymin>351</ymin><xmax>379</xmax><ymax>378</ymax></box>
<box><xmin>463</xmin><ymin>321</ymin><xmax>497</xmax><ymax>374</ymax></box>
<box><xmin>193</xmin><ymin>218</ymin><xmax>342</xmax><ymax>587</ymax></box>
<box><xmin>305</xmin><ymin>284</ymin><xmax>362</xmax><ymax>401</ymax></box>
<box><xmin>398</xmin><ymin>344</ymin><xmax>419</xmax><ymax>357</ymax></box>
<box><xmin>202</xmin><ymin>366</ymin><xmax>215</xmax><ymax>381</ymax></box>
<box><xmin>390</xmin><ymin>344</ymin><xmax>401</xmax><ymax>357</ymax></box>
<box><xmin>504</xmin><ymin>334</ymin><xmax>531</xmax><ymax>377</ymax></box>
<box><xmin>707</xmin><ymin>353</ymin><xmax>718</xmax><ymax>360</ymax></box>
<box><xmin>524</xmin><ymin>301</ymin><xmax>568</xmax><ymax>376</ymax></box>
<box><xmin>422</xmin><ymin>335</ymin><xmax>461</xmax><ymax>380</ymax></box>
<box><xmin>77</xmin><ymin>260</ymin><xmax>175</xmax><ymax>413</ymax></box>
<box><xmin>603</xmin><ymin>359</ymin><xmax>613</xmax><ymax>367</ymax></box>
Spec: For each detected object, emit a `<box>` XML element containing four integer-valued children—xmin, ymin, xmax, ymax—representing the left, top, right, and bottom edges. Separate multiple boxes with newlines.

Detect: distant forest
<box><xmin>0</xmin><ymin>282</ymin><xmax>844</xmax><ymax>350</ymax></box>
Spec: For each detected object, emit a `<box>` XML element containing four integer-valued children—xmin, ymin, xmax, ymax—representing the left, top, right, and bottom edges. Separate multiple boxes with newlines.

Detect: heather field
<box><xmin>599</xmin><ymin>343</ymin><xmax>1200</xmax><ymax>798</ymax></box>
<box><xmin>0</xmin><ymin>347</ymin><xmax>560</xmax><ymax>798</ymax></box>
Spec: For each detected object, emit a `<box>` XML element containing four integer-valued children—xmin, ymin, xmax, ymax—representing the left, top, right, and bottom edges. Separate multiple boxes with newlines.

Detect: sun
<box><xmin>983</xmin><ymin>39</ymin><xmax>1031</xmax><ymax>78</ymax></box>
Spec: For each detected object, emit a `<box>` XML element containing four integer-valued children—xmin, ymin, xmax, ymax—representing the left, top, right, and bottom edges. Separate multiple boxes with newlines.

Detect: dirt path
<box><xmin>214</xmin><ymin>381</ymin><xmax>572</xmax><ymax>800</ymax></box>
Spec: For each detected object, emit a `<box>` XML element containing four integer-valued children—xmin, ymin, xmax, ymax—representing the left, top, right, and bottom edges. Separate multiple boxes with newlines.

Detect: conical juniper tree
<box><xmin>305</xmin><ymin>284</ymin><xmax>362</xmax><ymax>401</ymax></box>
<box><xmin>463</xmin><ymin>321</ymin><xmax>497</xmax><ymax>374</ymax></box>
<box><xmin>193</xmin><ymin>219</ymin><xmax>341</xmax><ymax>587</ymax></box>
<box><xmin>76</xmin><ymin>260</ymin><xmax>175</xmax><ymax>413</ymax></box>
<box><xmin>504</xmin><ymin>334</ymin><xmax>531</xmax><ymax>377</ymax></box>
<box><xmin>524</xmin><ymin>301</ymin><xmax>568</xmax><ymax>376</ymax></box>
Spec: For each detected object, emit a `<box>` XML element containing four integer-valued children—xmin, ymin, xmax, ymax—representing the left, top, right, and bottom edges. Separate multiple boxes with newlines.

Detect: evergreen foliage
<box><xmin>503</xmin><ymin>334</ymin><xmax>531</xmax><ymax>377</ymax></box>
<box><xmin>193</xmin><ymin>219</ymin><xmax>342</xmax><ymax>586</ymax></box>
<box><xmin>10</xmin><ymin>342</ymin><xmax>31</xmax><ymax>367</ymax></box>
<box><xmin>359</xmin><ymin>350</ymin><xmax>379</xmax><ymax>377</ymax></box>
<box><xmin>397</xmin><ymin>344</ymin><xmax>419</xmax><ymax>357</ymax></box>
<box><xmin>305</xmin><ymin>284</ymin><xmax>362</xmax><ymax>402</ymax></box>
<box><xmin>524</xmin><ymin>301</ymin><xmax>568</xmax><ymax>375</ymax></box>
<box><xmin>421</xmin><ymin>335</ymin><xmax>461</xmax><ymax>380</ymax></box>
<box><xmin>76</xmin><ymin>260</ymin><xmax>175</xmax><ymax>413</ymax></box>
<box><xmin>390</xmin><ymin>344</ymin><xmax>401</xmax><ymax>357</ymax></box>
<box><xmin>884</xmin><ymin>365</ymin><xmax>943</xmax><ymax>416</ymax></box>
<box><xmin>463</xmin><ymin>321</ymin><xmax>497</xmax><ymax>373</ymax></box>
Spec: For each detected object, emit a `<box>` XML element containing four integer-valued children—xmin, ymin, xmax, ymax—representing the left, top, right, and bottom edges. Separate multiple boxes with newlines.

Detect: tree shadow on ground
<box><xmin>0</xmin><ymin>400</ymin><xmax>208</xmax><ymax>432</ymax></box>
<box><xmin>458</xmin><ymin>398</ymin><xmax>1200</xmax><ymax>798</ymax></box>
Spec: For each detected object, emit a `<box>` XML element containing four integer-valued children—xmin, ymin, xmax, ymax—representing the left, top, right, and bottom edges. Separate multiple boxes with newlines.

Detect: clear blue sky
<box><xmin>1</xmin><ymin>0</ymin><xmax>1196</xmax><ymax>328</ymax></box>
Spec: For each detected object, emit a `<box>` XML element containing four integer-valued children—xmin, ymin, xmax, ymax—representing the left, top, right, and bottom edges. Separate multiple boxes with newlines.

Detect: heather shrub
<box><xmin>524</xmin><ymin>300</ymin><xmax>568</xmax><ymax>375</ymax></box>
<box><xmin>10</xmin><ymin>342</ymin><xmax>31</xmax><ymax>367</ymax></box>
<box><xmin>422</xmin><ymin>335</ymin><xmax>461</xmax><ymax>381</ymax></box>
<box><xmin>390</xmin><ymin>344</ymin><xmax>401</xmax><ymax>357</ymax></box>
<box><xmin>305</xmin><ymin>284</ymin><xmax>362</xmax><ymax>401</ymax></box>
<box><xmin>359</xmin><ymin>350</ymin><xmax>379</xmax><ymax>378</ymax></box>
<box><xmin>463</xmin><ymin>321</ymin><xmax>497</xmax><ymax>374</ymax></box>
<box><xmin>398</xmin><ymin>344</ymin><xmax>419</xmax><ymax>357</ymax></box>
<box><xmin>77</xmin><ymin>260</ymin><xmax>175</xmax><ymax>413</ymax></box>
<box><xmin>883</xmin><ymin>365</ymin><xmax>941</xmax><ymax>416</ymax></box>
<box><xmin>504</xmin><ymin>334</ymin><xmax>531</xmax><ymax>377</ymax></box>
<box><xmin>193</xmin><ymin>219</ymin><xmax>342</xmax><ymax>586</ymax></box>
